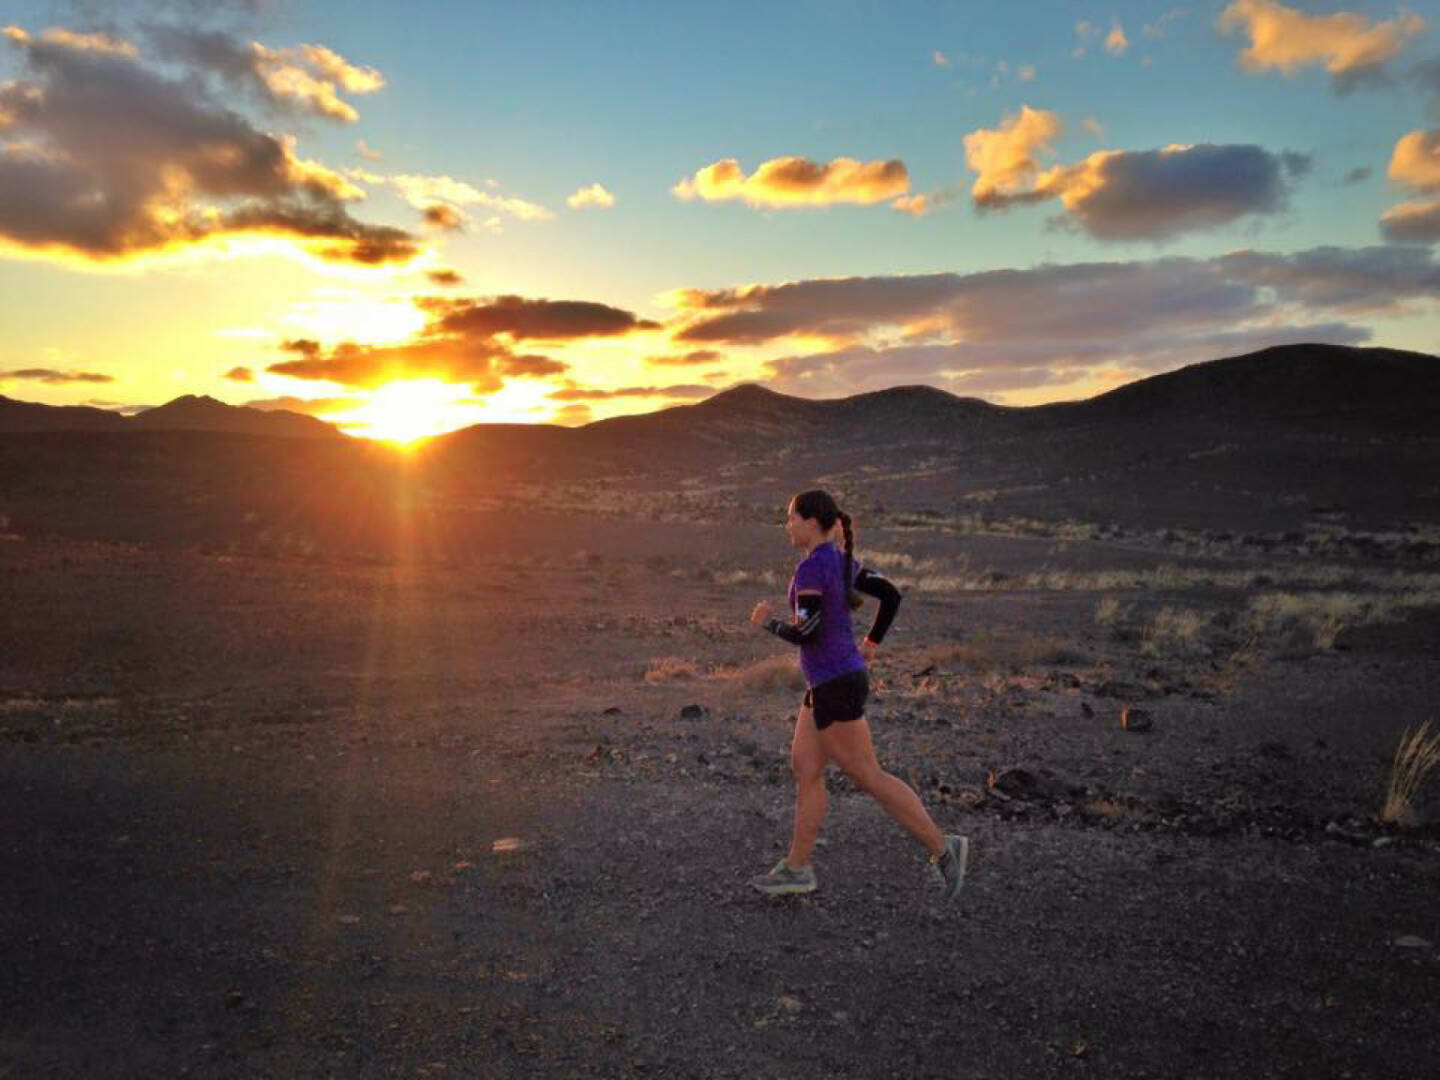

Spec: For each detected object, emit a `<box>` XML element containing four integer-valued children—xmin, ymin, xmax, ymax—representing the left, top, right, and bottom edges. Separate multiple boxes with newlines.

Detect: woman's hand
<box><xmin>750</xmin><ymin>600</ymin><xmax>774</xmax><ymax>626</ymax></box>
<box><xmin>860</xmin><ymin>637</ymin><xmax>878</xmax><ymax>660</ymax></box>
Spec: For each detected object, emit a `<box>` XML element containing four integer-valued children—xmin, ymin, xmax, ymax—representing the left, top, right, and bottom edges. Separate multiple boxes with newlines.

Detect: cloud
<box><xmin>421</xmin><ymin>295</ymin><xmax>661</xmax><ymax>340</ymax></box>
<box><xmin>933</xmin><ymin>50</ymin><xmax>951</xmax><ymax>68</ymax></box>
<box><xmin>1143</xmin><ymin>9</ymin><xmax>1186</xmax><ymax>41</ymax></box>
<box><xmin>426</xmin><ymin>268</ymin><xmax>463</xmax><ymax>286</ymax></box>
<box><xmin>1106</xmin><ymin>21</ymin><xmax>1129</xmax><ymax>56</ymax></box>
<box><xmin>1380</xmin><ymin>199</ymin><xmax>1440</xmax><ymax>243</ymax></box>
<box><xmin>1042</xmin><ymin>143</ymin><xmax>1306</xmax><ymax>241</ymax></box>
<box><xmin>1382</xmin><ymin>130</ymin><xmax>1440</xmax><ymax>239</ymax></box>
<box><xmin>1017</xmin><ymin>63</ymin><xmax>1037</xmax><ymax>82</ymax></box>
<box><xmin>1072</xmin><ymin>21</ymin><xmax>1101</xmax><ymax>58</ymax></box>
<box><xmin>672</xmin><ymin>156</ymin><xmax>911</xmax><ymax>209</ymax></box>
<box><xmin>0</xmin><ymin>24</ymin><xmax>417</xmax><ymax>266</ymax></box>
<box><xmin>0</xmin><ymin>367</ymin><xmax>112</xmax><ymax>383</ymax></box>
<box><xmin>243</xmin><ymin>394</ymin><xmax>363</xmax><ymax>414</ymax></box>
<box><xmin>669</xmin><ymin>246</ymin><xmax>1437</xmax><ymax>360</ymax></box>
<box><xmin>567</xmin><ymin>183</ymin><xmax>615</xmax><ymax>210</ymax></box>
<box><xmin>223</xmin><ymin>366</ymin><xmax>253</xmax><ymax>382</ymax></box>
<box><xmin>964</xmin><ymin>110</ymin><xmax>1307</xmax><ymax>241</ymax></box>
<box><xmin>356</xmin><ymin>138</ymin><xmax>382</xmax><ymax>162</ymax></box>
<box><xmin>761</xmin><ymin>320</ymin><xmax>1373</xmax><ymax>399</ymax></box>
<box><xmin>143</xmin><ymin>25</ymin><xmax>384</xmax><ymax>124</ymax></box>
<box><xmin>356</xmin><ymin>171</ymin><xmax>553</xmax><ymax>226</ymax></box>
<box><xmin>964</xmin><ymin>106</ymin><xmax>1063</xmax><ymax>206</ymax></box>
<box><xmin>422</xmin><ymin>203</ymin><xmax>466</xmax><ymax>231</ymax></box>
<box><xmin>266</xmin><ymin>294</ymin><xmax>657</xmax><ymax>390</ymax></box>
<box><xmin>645</xmin><ymin>349</ymin><xmax>724</xmax><ymax>367</ymax></box>
<box><xmin>1218</xmin><ymin>0</ymin><xmax>1425</xmax><ymax>91</ymax></box>
<box><xmin>548</xmin><ymin>383</ymin><xmax>711</xmax><ymax>401</ymax></box>
<box><xmin>1388</xmin><ymin>129</ymin><xmax>1440</xmax><ymax>192</ymax></box>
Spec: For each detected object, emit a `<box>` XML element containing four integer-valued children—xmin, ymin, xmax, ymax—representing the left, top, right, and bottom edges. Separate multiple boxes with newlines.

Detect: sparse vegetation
<box><xmin>643</xmin><ymin>656</ymin><xmax>700</xmax><ymax>683</ymax></box>
<box><xmin>715</xmin><ymin>654</ymin><xmax>805</xmax><ymax>692</ymax></box>
<box><xmin>1380</xmin><ymin>720</ymin><xmax>1440</xmax><ymax>827</ymax></box>
<box><xmin>1140</xmin><ymin>606</ymin><xmax>1209</xmax><ymax>659</ymax></box>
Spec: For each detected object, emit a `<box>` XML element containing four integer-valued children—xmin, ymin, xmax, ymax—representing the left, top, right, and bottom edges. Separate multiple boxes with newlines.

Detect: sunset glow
<box><xmin>0</xmin><ymin>0</ymin><xmax>1436</xmax><ymax>429</ymax></box>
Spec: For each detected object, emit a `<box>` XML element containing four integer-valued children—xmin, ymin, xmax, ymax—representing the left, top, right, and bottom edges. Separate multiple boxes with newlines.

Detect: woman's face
<box><xmin>784</xmin><ymin>501</ymin><xmax>824</xmax><ymax>549</ymax></box>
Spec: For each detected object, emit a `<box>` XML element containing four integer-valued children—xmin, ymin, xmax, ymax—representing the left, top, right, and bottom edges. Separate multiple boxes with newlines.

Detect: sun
<box><xmin>348</xmin><ymin>379</ymin><xmax>477</xmax><ymax>445</ymax></box>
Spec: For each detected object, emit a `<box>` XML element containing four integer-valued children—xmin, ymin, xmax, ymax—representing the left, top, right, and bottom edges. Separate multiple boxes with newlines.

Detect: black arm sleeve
<box><xmin>854</xmin><ymin>567</ymin><xmax>902</xmax><ymax>644</ymax></box>
<box><xmin>763</xmin><ymin>591</ymin><xmax>822</xmax><ymax>646</ymax></box>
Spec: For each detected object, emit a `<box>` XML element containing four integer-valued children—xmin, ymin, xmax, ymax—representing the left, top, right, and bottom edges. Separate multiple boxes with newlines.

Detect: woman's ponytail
<box><xmin>839</xmin><ymin>511</ymin><xmax>863</xmax><ymax>609</ymax></box>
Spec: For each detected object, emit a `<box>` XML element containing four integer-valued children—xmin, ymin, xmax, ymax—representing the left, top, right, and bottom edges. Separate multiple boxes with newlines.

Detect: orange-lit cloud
<box><xmin>1105</xmin><ymin>21</ymin><xmax>1129</xmax><ymax>56</ymax></box>
<box><xmin>1381</xmin><ymin>129</ymin><xmax>1440</xmax><ymax>241</ymax></box>
<box><xmin>964</xmin><ymin>106</ymin><xmax>1309</xmax><ymax>241</ymax></box>
<box><xmin>1380</xmin><ymin>199</ymin><xmax>1440</xmax><ymax>242</ymax></box>
<box><xmin>964</xmin><ymin>106</ymin><xmax>1064</xmax><ymax>206</ymax></box>
<box><xmin>1389</xmin><ymin>129</ymin><xmax>1440</xmax><ymax>192</ymax></box>
<box><xmin>0</xmin><ymin>24</ymin><xmax>417</xmax><ymax>267</ymax></box>
<box><xmin>224</xmin><ymin>366</ymin><xmax>254</xmax><ymax>382</ymax></box>
<box><xmin>0</xmin><ymin>367</ymin><xmax>112</xmax><ymax>384</ymax></box>
<box><xmin>267</xmin><ymin>294</ymin><xmax>657</xmax><ymax>390</ymax></box>
<box><xmin>567</xmin><ymin>183</ymin><xmax>615</xmax><ymax>209</ymax></box>
<box><xmin>426</xmin><ymin>268</ymin><xmax>464</xmax><ymax>286</ymax></box>
<box><xmin>645</xmin><ymin>348</ymin><xmax>724</xmax><ymax>367</ymax></box>
<box><xmin>1218</xmin><ymin>0</ymin><xmax>1425</xmax><ymax>90</ymax></box>
<box><xmin>673</xmin><ymin>156</ymin><xmax>911</xmax><ymax>209</ymax></box>
<box><xmin>422</xmin><ymin>203</ymin><xmax>466</xmax><ymax>231</ymax></box>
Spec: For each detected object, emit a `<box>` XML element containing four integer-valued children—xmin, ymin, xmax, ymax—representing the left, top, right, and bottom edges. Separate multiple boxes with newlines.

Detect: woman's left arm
<box><xmin>853</xmin><ymin>567</ymin><xmax>902</xmax><ymax>647</ymax></box>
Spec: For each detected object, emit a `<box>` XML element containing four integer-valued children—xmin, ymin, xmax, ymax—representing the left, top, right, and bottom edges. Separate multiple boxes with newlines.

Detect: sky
<box><xmin>1</xmin><ymin>0</ymin><xmax>1438</xmax><ymax>441</ymax></box>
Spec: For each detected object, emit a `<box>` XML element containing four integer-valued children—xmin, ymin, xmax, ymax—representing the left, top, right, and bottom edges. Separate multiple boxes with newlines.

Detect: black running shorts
<box><xmin>803</xmin><ymin>668</ymin><xmax>869</xmax><ymax>730</ymax></box>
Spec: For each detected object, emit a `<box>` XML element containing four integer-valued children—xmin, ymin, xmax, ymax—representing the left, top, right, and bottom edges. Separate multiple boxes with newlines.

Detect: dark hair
<box><xmin>791</xmin><ymin>489</ymin><xmax>863</xmax><ymax>609</ymax></box>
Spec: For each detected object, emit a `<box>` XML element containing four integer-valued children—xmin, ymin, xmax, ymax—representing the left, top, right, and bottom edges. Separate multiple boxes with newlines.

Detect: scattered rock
<box><xmin>602</xmin><ymin>706</ymin><xmax>622</xmax><ymax>716</ymax></box>
<box><xmin>777</xmin><ymin>995</ymin><xmax>803</xmax><ymax>1014</ymax></box>
<box><xmin>1080</xmin><ymin>701</ymin><xmax>1095</xmax><ymax>719</ymax></box>
<box><xmin>1120</xmin><ymin>707</ymin><xmax>1153</xmax><ymax>732</ymax></box>
<box><xmin>1393</xmin><ymin>935</ymin><xmax>1431</xmax><ymax>949</ymax></box>
<box><xmin>678</xmin><ymin>704</ymin><xmax>707</xmax><ymax>721</ymax></box>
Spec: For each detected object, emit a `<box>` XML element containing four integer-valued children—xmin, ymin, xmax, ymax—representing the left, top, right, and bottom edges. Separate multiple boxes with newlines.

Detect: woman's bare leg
<box><xmin>787</xmin><ymin>704</ymin><xmax>828</xmax><ymax>868</ymax></box>
<box><xmin>819</xmin><ymin>716</ymin><xmax>945</xmax><ymax>856</ymax></box>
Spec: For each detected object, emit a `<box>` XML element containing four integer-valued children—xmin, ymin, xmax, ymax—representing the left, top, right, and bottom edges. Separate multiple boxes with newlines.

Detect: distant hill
<box><xmin>2</xmin><ymin>343</ymin><xmax>1437</xmax><ymax>547</ymax></box>
<box><xmin>128</xmin><ymin>395</ymin><xmax>342</xmax><ymax>439</ymax></box>
<box><xmin>0</xmin><ymin>395</ymin><xmax>128</xmax><ymax>433</ymax></box>
<box><xmin>0</xmin><ymin>393</ymin><xmax>341</xmax><ymax>439</ymax></box>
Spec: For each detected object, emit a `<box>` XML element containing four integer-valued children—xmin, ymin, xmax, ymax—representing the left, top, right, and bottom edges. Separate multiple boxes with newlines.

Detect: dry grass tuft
<box><xmin>1380</xmin><ymin>720</ymin><xmax>1440</xmax><ymax>828</ymax></box>
<box><xmin>914</xmin><ymin>630</ymin><xmax>1090</xmax><ymax>673</ymax></box>
<box><xmin>715</xmin><ymin>655</ymin><xmax>805</xmax><ymax>693</ymax></box>
<box><xmin>643</xmin><ymin>656</ymin><xmax>701</xmax><ymax>683</ymax></box>
<box><xmin>1140</xmin><ymin>606</ymin><xmax>1209</xmax><ymax>659</ymax></box>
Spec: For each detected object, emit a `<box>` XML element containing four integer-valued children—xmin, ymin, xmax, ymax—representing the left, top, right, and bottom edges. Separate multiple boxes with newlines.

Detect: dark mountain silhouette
<box><xmin>0</xmin><ymin>395</ymin><xmax>128</xmax><ymax>433</ymax></box>
<box><xmin>1</xmin><ymin>343</ymin><xmax>1437</xmax><ymax>552</ymax></box>
<box><xmin>129</xmin><ymin>395</ymin><xmax>342</xmax><ymax>439</ymax></box>
<box><xmin>1</xmin><ymin>393</ymin><xmax>340</xmax><ymax>438</ymax></box>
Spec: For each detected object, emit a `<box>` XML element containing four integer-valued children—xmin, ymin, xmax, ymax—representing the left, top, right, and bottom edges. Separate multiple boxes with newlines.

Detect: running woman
<box><xmin>748</xmin><ymin>489</ymin><xmax>967</xmax><ymax>899</ymax></box>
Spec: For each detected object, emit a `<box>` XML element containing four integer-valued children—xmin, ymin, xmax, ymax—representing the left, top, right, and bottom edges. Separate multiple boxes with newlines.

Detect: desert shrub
<box><xmin>914</xmin><ymin>630</ymin><xmax>1086</xmax><ymax>673</ymax></box>
<box><xmin>643</xmin><ymin>656</ymin><xmax>700</xmax><ymax>683</ymax></box>
<box><xmin>1381</xmin><ymin>720</ymin><xmax>1440</xmax><ymax>827</ymax></box>
<box><xmin>717</xmin><ymin>654</ymin><xmax>804</xmax><ymax>693</ymax></box>
<box><xmin>1095</xmin><ymin>595</ymin><xmax>1128</xmax><ymax>626</ymax></box>
<box><xmin>1139</xmin><ymin>606</ymin><xmax>1209</xmax><ymax>659</ymax></box>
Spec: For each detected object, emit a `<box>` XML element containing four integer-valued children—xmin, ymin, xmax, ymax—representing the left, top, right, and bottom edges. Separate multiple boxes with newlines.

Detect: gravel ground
<box><xmin>2</xmin><ymin>536</ymin><xmax>1438</xmax><ymax>1079</ymax></box>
